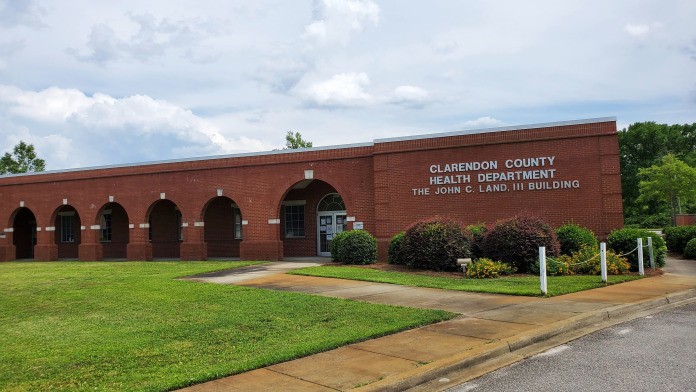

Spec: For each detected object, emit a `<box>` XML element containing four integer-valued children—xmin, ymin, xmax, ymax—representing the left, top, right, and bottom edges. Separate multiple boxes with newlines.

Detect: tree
<box><xmin>619</xmin><ymin>121</ymin><xmax>696</xmax><ymax>226</ymax></box>
<box><xmin>0</xmin><ymin>141</ymin><xmax>46</xmax><ymax>175</ymax></box>
<box><xmin>284</xmin><ymin>131</ymin><xmax>313</xmax><ymax>149</ymax></box>
<box><xmin>638</xmin><ymin>154</ymin><xmax>696</xmax><ymax>226</ymax></box>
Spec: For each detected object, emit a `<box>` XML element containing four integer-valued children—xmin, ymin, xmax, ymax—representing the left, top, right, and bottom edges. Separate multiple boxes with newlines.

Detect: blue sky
<box><xmin>1</xmin><ymin>0</ymin><xmax>695</xmax><ymax>170</ymax></box>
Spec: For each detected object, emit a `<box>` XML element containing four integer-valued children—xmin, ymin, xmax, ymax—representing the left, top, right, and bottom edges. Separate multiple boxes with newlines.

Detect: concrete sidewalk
<box><xmin>181</xmin><ymin>257</ymin><xmax>696</xmax><ymax>392</ymax></box>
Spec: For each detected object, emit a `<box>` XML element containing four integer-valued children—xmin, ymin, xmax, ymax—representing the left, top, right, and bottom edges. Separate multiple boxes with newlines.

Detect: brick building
<box><xmin>0</xmin><ymin>117</ymin><xmax>623</xmax><ymax>262</ymax></box>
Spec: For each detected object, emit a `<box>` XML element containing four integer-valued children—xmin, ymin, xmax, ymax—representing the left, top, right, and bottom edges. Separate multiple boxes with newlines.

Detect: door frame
<box><xmin>317</xmin><ymin>211</ymin><xmax>346</xmax><ymax>256</ymax></box>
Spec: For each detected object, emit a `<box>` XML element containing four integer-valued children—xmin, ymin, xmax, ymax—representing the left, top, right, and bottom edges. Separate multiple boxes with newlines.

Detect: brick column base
<box><xmin>377</xmin><ymin>238</ymin><xmax>391</xmax><ymax>263</ymax></box>
<box><xmin>34</xmin><ymin>244</ymin><xmax>58</xmax><ymax>261</ymax></box>
<box><xmin>127</xmin><ymin>242</ymin><xmax>153</xmax><ymax>261</ymax></box>
<box><xmin>240</xmin><ymin>240</ymin><xmax>283</xmax><ymax>261</ymax></box>
<box><xmin>0</xmin><ymin>245</ymin><xmax>15</xmax><ymax>261</ymax></box>
<box><xmin>181</xmin><ymin>242</ymin><xmax>207</xmax><ymax>261</ymax></box>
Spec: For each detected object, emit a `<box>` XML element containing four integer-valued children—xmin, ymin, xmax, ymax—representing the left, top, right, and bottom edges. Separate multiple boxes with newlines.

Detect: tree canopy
<box><xmin>284</xmin><ymin>131</ymin><xmax>313</xmax><ymax>149</ymax></box>
<box><xmin>618</xmin><ymin>121</ymin><xmax>696</xmax><ymax>227</ymax></box>
<box><xmin>0</xmin><ymin>141</ymin><xmax>46</xmax><ymax>175</ymax></box>
<box><xmin>638</xmin><ymin>154</ymin><xmax>696</xmax><ymax>225</ymax></box>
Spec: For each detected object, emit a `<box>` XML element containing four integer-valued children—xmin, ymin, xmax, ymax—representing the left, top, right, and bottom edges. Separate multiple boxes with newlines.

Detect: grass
<box><xmin>0</xmin><ymin>262</ymin><xmax>454</xmax><ymax>391</ymax></box>
<box><xmin>289</xmin><ymin>266</ymin><xmax>643</xmax><ymax>297</ymax></box>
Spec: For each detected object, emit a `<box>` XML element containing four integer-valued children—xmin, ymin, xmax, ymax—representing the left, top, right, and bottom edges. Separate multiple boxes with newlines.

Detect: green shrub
<box><xmin>467</xmin><ymin>224</ymin><xmax>487</xmax><ymax>259</ymax></box>
<box><xmin>530</xmin><ymin>255</ymin><xmax>572</xmax><ymax>276</ymax></box>
<box><xmin>555</xmin><ymin>224</ymin><xmax>598</xmax><ymax>255</ymax></box>
<box><xmin>388</xmin><ymin>232</ymin><xmax>407</xmax><ymax>265</ymax></box>
<box><xmin>402</xmin><ymin>218</ymin><xmax>471</xmax><ymax>271</ymax></box>
<box><xmin>664</xmin><ymin>225</ymin><xmax>696</xmax><ymax>253</ymax></box>
<box><xmin>481</xmin><ymin>216</ymin><xmax>561</xmax><ymax>273</ymax></box>
<box><xmin>330</xmin><ymin>231</ymin><xmax>350</xmax><ymax>262</ymax></box>
<box><xmin>684</xmin><ymin>238</ymin><xmax>696</xmax><ymax>259</ymax></box>
<box><xmin>331</xmin><ymin>230</ymin><xmax>377</xmax><ymax>265</ymax></box>
<box><xmin>465</xmin><ymin>258</ymin><xmax>515</xmax><ymax>279</ymax></box>
<box><xmin>560</xmin><ymin>245</ymin><xmax>630</xmax><ymax>275</ymax></box>
<box><xmin>607</xmin><ymin>228</ymin><xmax>666</xmax><ymax>271</ymax></box>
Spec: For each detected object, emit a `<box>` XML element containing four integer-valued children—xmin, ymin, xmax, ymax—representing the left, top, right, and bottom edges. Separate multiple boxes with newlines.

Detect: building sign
<box><xmin>412</xmin><ymin>155</ymin><xmax>581</xmax><ymax>196</ymax></box>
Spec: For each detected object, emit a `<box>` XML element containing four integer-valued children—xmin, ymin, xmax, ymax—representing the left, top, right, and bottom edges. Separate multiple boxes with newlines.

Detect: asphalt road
<box><xmin>448</xmin><ymin>301</ymin><xmax>696</xmax><ymax>392</ymax></box>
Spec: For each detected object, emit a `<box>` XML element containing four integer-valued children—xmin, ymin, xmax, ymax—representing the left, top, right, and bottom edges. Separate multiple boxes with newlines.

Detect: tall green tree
<box><xmin>0</xmin><ymin>141</ymin><xmax>46</xmax><ymax>175</ymax></box>
<box><xmin>619</xmin><ymin>121</ymin><xmax>696</xmax><ymax>225</ymax></box>
<box><xmin>638</xmin><ymin>154</ymin><xmax>696</xmax><ymax>225</ymax></box>
<box><xmin>284</xmin><ymin>131</ymin><xmax>313</xmax><ymax>149</ymax></box>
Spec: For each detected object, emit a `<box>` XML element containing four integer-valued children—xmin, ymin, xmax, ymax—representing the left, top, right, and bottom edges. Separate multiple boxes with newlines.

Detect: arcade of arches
<box><xmin>2</xmin><ymin>180</ymin><xmax>345</xmax><ymax>261</ymax></box>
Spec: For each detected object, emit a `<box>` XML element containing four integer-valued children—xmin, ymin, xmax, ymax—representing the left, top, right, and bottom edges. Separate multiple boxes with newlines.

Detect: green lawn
<box><xmin>289</xmin><ymin>266</ymin><xmax>643</xmax><ymax>297</ymax></box>
<box><xmin>0</xmin><ymin>262</ymin><xmax>453</xmax><ymax>391</ymax></box>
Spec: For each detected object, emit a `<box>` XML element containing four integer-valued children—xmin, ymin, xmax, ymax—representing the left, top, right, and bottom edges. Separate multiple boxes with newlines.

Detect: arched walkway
<box><xmin>12</xmin><ymin>207</ymin><xmax>36</xmax><ymax>259</ymax></box>
<box><xmin>53</xmin><ymin>205</ymin><xmax>81</xmax><ymax>259</ymax></box>
<box><xmin>148</xmin><ymin>199</ymin><xmax>181</xmax><ymax>259</ymax></box>
<box><xmin>279</xmin><ymin>179</ymin><xmax>347</xmax><ymax>258</ymax></box>
<box><xmin>98</xmin><ymin>202</ymin><xmax>129</xmax><ymax>259</ymax></box>
<box><xmin>203</xmin><ymin>196</ymin><xmax>242</xmax><ymax>258</ymax></box>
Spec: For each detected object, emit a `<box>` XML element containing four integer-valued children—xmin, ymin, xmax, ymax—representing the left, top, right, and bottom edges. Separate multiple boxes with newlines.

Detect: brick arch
<box><xmin>9</xmin><ymin>207</ymin><xmax>37</xmax><ymax>260</ymax></box>
<box><xmin>50</xmin><ymin>204</ymin><xmax>82</xmax><ymax>259</ymax></box>
<box><xmin>201</xmin><ymin>196</ymin><xmax>243</xmax><ymax>258</ymax></box>
<box><xmin>95</xmin><ymin>202</ymin><xmax>130</xmax><ymax>259</ymax></box>
<box><xmin>274</xmin><ymin>177</ymin><xmax>352</xmax><ymax>218</ymax></box>
<box><xmin>146</xmin><ymin>199</ymin><xmax>182</xmax><ymax>259</ymax></box>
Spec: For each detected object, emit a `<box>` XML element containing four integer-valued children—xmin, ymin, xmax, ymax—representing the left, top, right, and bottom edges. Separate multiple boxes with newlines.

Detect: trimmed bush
<box><xmin>664</xmin><ymin>225</ymin><xmax>696</xmax><ymax>253</ymax></box>
<box><xmin>481</xmin><ymin>216</ymin><xmax>561</xmax><ymax>273</ymax></box>
<box><xmin>402</xmin><ymin>218</ymin><xmax>471</xmax><ymax>271</ymax></box>
<box><xmin>331</xmin><ymin>229</ymin><xmax>377</xmax><ymax>265</ymax></box>
<box><xmin>465</xmin><ymin>258</ymin><xmax>515</xmax><ymax>279</ymax></box>
<box><xmin>330</xmin><ymin>231</ymin><xmax>349</xmax><ymax>262</ymax></box>
<box><xmin>555</xmin><ymin>224</ymin><xmax>598</xmax><ymax>255</ymax></box>
<box><xmin>554</xmin><ymin>245</ymin><xmax>630</xmax><ymax>275</ymax></box>
<box><xmin>684</xmin><ymin>238</ymin><xmax>696</xmax><ymax>260</ymax></box>
<box><xmin>607</xmin><ymin>227</ymin><xmax>666</xmax><ymax>271</ymax></box>
<box><xmin>530</xmin><ymin>256</ymin><xmax>571</xmax><ymax>276</ymax></box>
<box><xmin>388</xmin><ymin>232</ymin><xmax>407</xmax><ymax>265</ymax></box>
<box><xmin>467</xmin><ymin>224</ymin><xmax>487</xmax><ymax>259</ymax></box>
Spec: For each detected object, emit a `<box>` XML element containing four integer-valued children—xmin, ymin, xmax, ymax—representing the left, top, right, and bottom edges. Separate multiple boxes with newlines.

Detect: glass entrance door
<box><xmin>317</xmin><ymin>212</ymin><xmax>347</xmax><ymax>256</ymax></box>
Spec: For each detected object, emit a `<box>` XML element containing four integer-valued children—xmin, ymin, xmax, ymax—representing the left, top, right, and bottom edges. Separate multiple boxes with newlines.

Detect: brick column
<box><xmin>181</xmin><ymin>222</ymin><xmax>207</xmax><ymax>260</ymax></box>
<box><xmin>34</xmin><ymin>227</ymin><xmax>58</xmax><ymax>261</ymax></box>
<box><xmin>127</xmin><ymin>224</ymin><xmax>152</xmax><ymax>261</ymax></box>
<box><xmin>79</xmin><ymin>225</ymin><xmax>103</xmax><ymax>261</ymax></box>
<box><xmin>0</xmin><ymin>230</ymin><xmax>14</xmax><ymax>261</ymax></box>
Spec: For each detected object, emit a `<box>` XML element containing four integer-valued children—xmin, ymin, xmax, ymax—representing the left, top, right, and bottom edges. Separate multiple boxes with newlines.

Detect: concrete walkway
<box><xmin>181</xmin><ymin>256</ymin><xmax>696</xmax><ymax>392</ymax></box>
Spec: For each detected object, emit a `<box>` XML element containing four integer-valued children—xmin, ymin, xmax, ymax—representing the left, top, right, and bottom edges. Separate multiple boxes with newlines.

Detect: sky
<box><xmin>0</xmin><ymin>0</ymin><xmax>695</xmax><ymax>170</ymax></box>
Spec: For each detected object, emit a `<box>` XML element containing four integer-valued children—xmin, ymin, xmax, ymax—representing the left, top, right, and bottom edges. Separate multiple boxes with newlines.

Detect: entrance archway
<box><xmin>53</xmin><ymin>205</ymin><xmax>81</xmax><ymax>259</ymax></box>
<box><xmin>12</xmin><ymin>207</ymin><xmax>36</xmax><ymax>259</ymax></box>
<box><xmin>203</xmin><ymin>196</ymin><xmax>242</xmax><ymax>258</ymax></box>
<box><xmin>98</xmin><ymin>202</ymin><xmax>129</xmax><ymax>259</ymax></box>
<box><xmin>279</xmin><ymin>179</ymin><xmax>346</xmax><ymax>258</ymax></box>
<box><xmin>148</xmin><ymin>200</ymin><xmax>181</xmax><ymax>259</ymax></box>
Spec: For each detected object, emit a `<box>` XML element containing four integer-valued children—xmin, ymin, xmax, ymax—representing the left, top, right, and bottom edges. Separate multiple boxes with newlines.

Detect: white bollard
<box><xmin>648</xmin><ymin>237</ymin><xmax>655</xmax><ymax>269</ymax></box>
<box><xmin>600</xmin><ymin>242</ymin><xmax>607</xmax><ymax>283</ymax></box>
<box><xmin>637</xmin><ymin>238</ymin><xmax>644</xmax><ymax>276</ymax></box>
<box><xmin>539</xmin><ymin>246</ymin><xmax>547</xmax><ymax>295</ymax></box>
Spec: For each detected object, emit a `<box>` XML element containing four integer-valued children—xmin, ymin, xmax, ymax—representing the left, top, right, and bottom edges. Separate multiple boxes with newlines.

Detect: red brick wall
<box><xmin>0</xmin><ymin>119</ymin><xmax>623</xmax><ymax>262</ymax></box>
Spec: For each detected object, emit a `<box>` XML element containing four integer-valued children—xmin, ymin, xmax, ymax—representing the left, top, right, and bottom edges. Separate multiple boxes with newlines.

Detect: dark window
<box><xmin>284</xmin><ymin>205</ymin><xmax>305</xmax><ymax>237</ymax></box>
<box><xmin>60</xmin><ymin>214</ymin><xmax>74</xmax><ymax>243</ymax></box>
<box><xmin>100</xmin><ymin>212</ymin><xmax>112</xmax><ymax>242</ymax></box>
<box><xmin>234</xmin><ymin>208</ymin><xmax>243</xmax><ymax>239</ymax></box>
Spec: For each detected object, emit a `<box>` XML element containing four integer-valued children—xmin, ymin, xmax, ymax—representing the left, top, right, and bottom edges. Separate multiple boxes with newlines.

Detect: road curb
<box><xmin>355</xmin><ymin>287</ymin><xmax>696</xmax><ymax>392</ymax></box>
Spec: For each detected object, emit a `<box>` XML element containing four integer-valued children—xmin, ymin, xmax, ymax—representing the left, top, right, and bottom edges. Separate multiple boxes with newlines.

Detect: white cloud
<box><xmin>460</xmin><ymin>117</ymin><xmax>506</xmax><ymax>130</ymax></box>
<box><xmin>388</xmin><ymin>85</ymin><xmax>431</xmax><ymax>108</ymax></box>
<box><xmin>303</xmin><ymin>0</ymin><xmax>380</xmax><ymax>46</ymax></box>
<box><xmin>0</xmin><ymin>85</ymin><xmax>268</xmax><ymax>169</ymax></box>
<box><xmin>624</xmin><ymin>23</ymin><xmax>651</xmax><ymax>37</ymax></box>
<box><xmin>301</xmin><ymin>72</ymin><xmax>373</xmax><ymax>107</ymax></box>
<box><xmin>66</xmin><ymin>12</ymin><xmax>225</xmax><ymax>65</ymax></box>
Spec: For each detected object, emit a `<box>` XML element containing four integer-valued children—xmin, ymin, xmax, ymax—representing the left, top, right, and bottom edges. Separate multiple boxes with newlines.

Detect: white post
<box><xmin>539</xmin><ymin>246</ymin><xmax>547</xmax><ymax>295</ymax></box>
<box><xmin>600</xmin><ymin>242</ymin><xmax>607</xmax><ymax>283</ymax></box>
<box><xmin>648</xmin><ymin>237</ymin><xmax>655</xmax><ymax>269</ymax></box>
<box><xmin>637</xmin><ymin>238</ymin><xmax>644</xmax><ymax>276</ymax></box>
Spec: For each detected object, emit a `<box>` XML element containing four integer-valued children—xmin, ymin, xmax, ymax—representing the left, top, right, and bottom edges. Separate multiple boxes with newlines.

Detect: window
<box><xmin>233</xmin><ymin>208</ymin><xmax>243</xmax><ymax>239</ymax></box>
<box><xmin>284</xmin><ymin>205</ymin><xmax>305</xmax><ymax>237</ymax></box>
<box><xmin>60</xmin><ymin>214</ymin><xmax>74</xmax><ymax>243</ymax></box>
<box><xmin>318</xmin><ymin>193</ymin><xmax>345</xmax><ymax>212</ymax></box>
<box><xmin>100</xmin><ymin>211</ymin><xmax>112</xmax><ymax>242</ymax></box>
<box><xmin>177</xmin><ymin>209</ymin><xmax>183</xmax><ymax>241</ymax></box>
